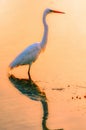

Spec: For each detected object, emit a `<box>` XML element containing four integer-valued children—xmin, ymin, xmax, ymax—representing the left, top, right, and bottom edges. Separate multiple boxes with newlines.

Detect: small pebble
<box><xmin>84</xmin><ymin>95</ymin><xmax>86</xmax><ymax>98</ymax></box>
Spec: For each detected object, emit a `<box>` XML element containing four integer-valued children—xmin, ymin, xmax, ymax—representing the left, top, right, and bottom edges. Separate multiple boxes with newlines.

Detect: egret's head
<box><xmin>45</xmin><ymin>8</ymin><xmax>65</xmax><ymax>15</ymax></box>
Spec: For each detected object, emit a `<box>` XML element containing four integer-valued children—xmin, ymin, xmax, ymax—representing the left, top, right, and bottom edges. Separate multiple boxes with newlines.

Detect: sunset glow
<box><xmin>0</xmin><ymin>1</ymin><xmax>86</xmax><ymax>130</ymax></box>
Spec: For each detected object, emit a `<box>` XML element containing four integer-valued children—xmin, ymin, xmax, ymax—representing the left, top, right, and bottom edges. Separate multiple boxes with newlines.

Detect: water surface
<box><xmin>0</xmin><ymin>1</ymin><xmax>86</xmax><ymax>130</ymax></box>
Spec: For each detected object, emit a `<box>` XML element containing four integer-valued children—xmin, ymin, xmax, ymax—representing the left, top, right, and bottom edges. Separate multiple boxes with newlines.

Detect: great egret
<box><xmin>9</xmin><ymin>8</ymin><xmax>65</xmax><ymax>78</ymax></box>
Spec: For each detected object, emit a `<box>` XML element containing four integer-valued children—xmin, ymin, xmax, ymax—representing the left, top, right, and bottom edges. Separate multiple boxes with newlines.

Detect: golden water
<box><xmin>0</xmin><ymin>1</ymin><xmax>86</xmax><ymax>130</ymax></box>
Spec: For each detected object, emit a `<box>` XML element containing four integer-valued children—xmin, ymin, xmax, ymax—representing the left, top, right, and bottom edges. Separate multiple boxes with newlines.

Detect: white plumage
<box><xmin>9</xmin><ymin>8</ymin><xmax>65</xmax><ymax>78</ymax></box>
<box><xmin>10</xmin><ymin>43</ymin><xmax>41</xmax><ymax>68</ymax></box>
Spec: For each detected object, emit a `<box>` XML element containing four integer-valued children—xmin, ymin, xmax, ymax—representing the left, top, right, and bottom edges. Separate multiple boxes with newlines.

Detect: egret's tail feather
<box><xmin>9</xmin><ymin>63</ymin><xmax>15</xmax><ymax>69</ymax></box>
<box><xmin>9</xmin><ymin>60</ymin><xmax>19</xmax><ymax>69</ymax></box>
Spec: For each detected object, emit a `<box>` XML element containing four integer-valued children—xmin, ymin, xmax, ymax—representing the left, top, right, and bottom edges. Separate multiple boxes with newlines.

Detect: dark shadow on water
<box><xmin>8</xmin><ymin>75</ymin><xmax>64</xmax><ymax>130</ymax></box>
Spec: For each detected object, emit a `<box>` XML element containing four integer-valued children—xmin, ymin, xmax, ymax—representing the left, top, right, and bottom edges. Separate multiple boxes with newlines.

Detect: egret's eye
<box><xmin>49</xmin><ymin>10</ymin><xmax>53</xmax><ymax>12</ymax></box>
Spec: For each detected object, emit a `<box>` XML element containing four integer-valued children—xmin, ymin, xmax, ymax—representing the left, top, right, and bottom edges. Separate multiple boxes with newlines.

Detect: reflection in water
<box><xmin>8</xmin><ymin>75</ymin><xmax>63</xmax><ymax>130</ymax></box>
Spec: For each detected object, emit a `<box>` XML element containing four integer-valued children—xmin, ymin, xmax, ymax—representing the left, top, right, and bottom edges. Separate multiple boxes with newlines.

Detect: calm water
<box><xmin>0</xmin><ymin>1</ymin><xmax>86</xmax><ymax>130</ymax></box>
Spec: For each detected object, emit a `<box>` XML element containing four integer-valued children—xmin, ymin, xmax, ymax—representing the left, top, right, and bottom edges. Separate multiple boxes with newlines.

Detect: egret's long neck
<box><xmin>40</xmin><ymin>12</ymin><xmax>48</xmax><ymax>51</ymax></box>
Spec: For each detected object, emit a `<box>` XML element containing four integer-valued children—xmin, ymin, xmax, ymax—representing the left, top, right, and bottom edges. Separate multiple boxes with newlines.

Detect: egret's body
<box><xmin>9</xmin><ymin>8</ymin><xmax>65</xmax><ymax>77</ymax></box>
<box><xmin>10</xmin><ymin>43</ymin><xmax>41</xmax><ymax>68</ymax></box>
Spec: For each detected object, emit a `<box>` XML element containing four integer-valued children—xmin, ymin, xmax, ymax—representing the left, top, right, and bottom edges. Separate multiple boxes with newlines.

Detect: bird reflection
<box><xmin>8</xmin><ymin>75</ymin><xmax>63</xmax><ymax>130</ymax></box>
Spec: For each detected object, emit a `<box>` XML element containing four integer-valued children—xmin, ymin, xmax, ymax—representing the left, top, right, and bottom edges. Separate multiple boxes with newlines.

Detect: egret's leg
<box><xmin>28</xmin><ymin>65</ymin><xmax>31</xmax><ymax>80</ymax></box>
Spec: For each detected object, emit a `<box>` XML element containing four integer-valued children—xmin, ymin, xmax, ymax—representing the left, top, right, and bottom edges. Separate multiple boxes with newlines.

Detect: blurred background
<box><xmin>0</xmin><ymin>0</ymin><xmax>86</xmax><ymax>130</ymax></box>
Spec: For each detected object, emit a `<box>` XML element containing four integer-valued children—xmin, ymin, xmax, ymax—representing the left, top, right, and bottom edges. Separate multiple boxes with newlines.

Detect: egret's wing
<box><xmin>10</xmin><ymin>43</ymin><xmax>41</xmax><ymax>68</ymax></box>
